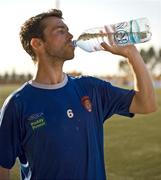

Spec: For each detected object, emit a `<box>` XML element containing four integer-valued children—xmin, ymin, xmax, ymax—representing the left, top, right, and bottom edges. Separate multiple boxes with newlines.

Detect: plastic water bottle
<box><xmin>73</xmin><ymin>17</ymin><xmax>152</xmax><ymax>52</ymax></box>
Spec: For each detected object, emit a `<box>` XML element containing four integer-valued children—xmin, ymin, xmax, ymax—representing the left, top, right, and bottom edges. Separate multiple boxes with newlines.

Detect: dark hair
<box><xmin>19</xmin><ymin>9</ymin><xmax>63</xmax><ymax>61</ymax></box>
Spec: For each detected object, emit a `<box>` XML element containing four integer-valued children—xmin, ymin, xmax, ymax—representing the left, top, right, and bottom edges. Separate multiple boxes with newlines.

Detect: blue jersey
<box><xmin>0</xmin><ymin>75</ymin><xmax>135</xmax><ymax>180</ymax></box>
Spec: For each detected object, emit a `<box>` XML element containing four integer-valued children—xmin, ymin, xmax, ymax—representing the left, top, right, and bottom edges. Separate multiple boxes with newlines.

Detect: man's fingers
<box><xmin>104</xmin><ymin>25</ymin><xmax>116</xmax><ymax>46</ymax></box>
<box><xmin>101</xmin><ymin>42</ymin><xmax>113</xmax><ymax>52</ymax></box>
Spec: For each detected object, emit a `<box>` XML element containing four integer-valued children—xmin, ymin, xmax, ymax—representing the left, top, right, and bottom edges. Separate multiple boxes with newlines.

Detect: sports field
<box><xmin>0</xmin><ymin>84</ymin><xmax>161</xmax><ymax>180</ymax></box>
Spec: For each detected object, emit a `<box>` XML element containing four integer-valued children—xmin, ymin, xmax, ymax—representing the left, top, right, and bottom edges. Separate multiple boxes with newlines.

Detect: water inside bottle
<box><xmin>75</xmin><ymin>32</ymin><xmax>108</xmax><ymax>52</ymax></box>
<box><xmin>74</xmin><ymin>30</ymin><xmax>151</xmax><ymax>52</ymax></box>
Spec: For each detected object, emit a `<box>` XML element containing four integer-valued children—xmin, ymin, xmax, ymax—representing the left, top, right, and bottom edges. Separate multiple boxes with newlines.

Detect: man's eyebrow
<box><xmin>53</xmin><ymin>25</ymin><xmax>69</xmax><ymax>30</ymax></box>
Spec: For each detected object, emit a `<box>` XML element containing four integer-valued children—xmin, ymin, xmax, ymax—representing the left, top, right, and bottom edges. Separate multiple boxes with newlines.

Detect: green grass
<box><xmin>1</xmin><ymin>85</ymin><xmax>161</xmax><ymax>180</ymax></box>
<box><xmin>104</xmin><ymin>89</ymin><xmax>161</xmax><ymax>180</ymax></box>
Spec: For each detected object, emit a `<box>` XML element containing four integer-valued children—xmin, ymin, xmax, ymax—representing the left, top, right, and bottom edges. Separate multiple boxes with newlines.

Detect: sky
<box><xmin>0</xmin><ymin>0</ymin><xmax>161</xmax><ymax>76</ymax></box>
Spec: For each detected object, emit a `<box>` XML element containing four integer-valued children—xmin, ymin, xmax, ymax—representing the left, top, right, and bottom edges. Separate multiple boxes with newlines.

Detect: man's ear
<box><xmin>30</xmin><ymin>38</ymin><xmax>43</xmax><ymax>51</ymax></box>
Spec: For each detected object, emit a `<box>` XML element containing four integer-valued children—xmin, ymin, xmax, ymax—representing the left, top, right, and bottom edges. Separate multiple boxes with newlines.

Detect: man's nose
<box><xmin>68</xmin><ymin>32</ymin><xmax>73</xmax><ymax>39</ymax></box>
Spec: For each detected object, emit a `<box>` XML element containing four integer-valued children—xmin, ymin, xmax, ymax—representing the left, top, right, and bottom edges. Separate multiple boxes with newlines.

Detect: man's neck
<box><xmin>33</xmin><ymin>60</ymin><xmax>65</xmax><ymax>85</ymax></box>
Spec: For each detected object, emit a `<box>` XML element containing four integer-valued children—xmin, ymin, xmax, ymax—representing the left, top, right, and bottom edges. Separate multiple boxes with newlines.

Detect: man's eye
<box><xmin>58</xmin><ymin>29</ymin><xmax>66</xmax><ymax>34</ymax></box>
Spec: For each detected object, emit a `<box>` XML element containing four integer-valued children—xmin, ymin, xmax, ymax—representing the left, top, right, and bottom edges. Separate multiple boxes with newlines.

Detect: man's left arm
<box><xmin>101</xmin><ymin>43</ymin><xmax>157</xmax><ymax>114</ymax></box>
<box><xmin>125</xmin><ymin>46</ymin><xmax>157</xmax><ymax>114</ymax></box>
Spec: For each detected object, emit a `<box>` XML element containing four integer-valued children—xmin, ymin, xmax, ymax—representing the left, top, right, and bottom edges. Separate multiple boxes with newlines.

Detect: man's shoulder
<box><xmin>68</xmin><ymin>75</ymin><xmax>112</xmax><ymax>90</ymax></box>
<box><xmin>68</xmin><ymin>75</ymin><xmax>104</xmax><ymax>84</ymax></box>
<box><xmin>0</xmin><ymin>82</ymin><xmax>31</xmax><ymax>123</ymax></box>
<box><xmin>1</xmin><ymin>82</ymin><xmax>31</xmax><ymax>107</ymax></box>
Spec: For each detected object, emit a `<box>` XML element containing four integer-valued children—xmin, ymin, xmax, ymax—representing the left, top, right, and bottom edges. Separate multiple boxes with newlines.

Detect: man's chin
<box><xmin>66</xmin><ymin>54</ymin><xmax>75</xmax><ymax>61</ymax></box>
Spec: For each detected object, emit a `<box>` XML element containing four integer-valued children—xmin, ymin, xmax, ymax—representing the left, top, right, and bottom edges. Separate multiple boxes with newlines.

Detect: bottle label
<box><xmin>114</xmin><ymin>30</ymin><xmax>129</xmax><ymax>45</ymax></box>
<box><xmin>114</xmin><ymin>22</ymin><xmax>129</xmax><ymax>45</ymax></box>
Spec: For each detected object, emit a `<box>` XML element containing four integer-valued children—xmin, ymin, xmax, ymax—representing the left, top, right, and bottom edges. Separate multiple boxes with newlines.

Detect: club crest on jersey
<box><xmin>81</xmin><ymin>96</ymin><xmax>92</xmax><ymax>112</ymax></box>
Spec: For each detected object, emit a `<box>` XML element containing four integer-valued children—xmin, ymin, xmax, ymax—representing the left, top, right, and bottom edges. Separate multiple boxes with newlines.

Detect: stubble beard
<box><xmin>45</xmin><ymin>45</ymin><xmax>75</xmax><ymax>62</ymax></box>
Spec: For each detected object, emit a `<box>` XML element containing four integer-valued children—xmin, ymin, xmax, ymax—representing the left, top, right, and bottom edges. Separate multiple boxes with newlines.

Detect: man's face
<box><xmin>41</xmin><ymin>16</ymin><xmax>75</xmax><ymax>61</ymax></box>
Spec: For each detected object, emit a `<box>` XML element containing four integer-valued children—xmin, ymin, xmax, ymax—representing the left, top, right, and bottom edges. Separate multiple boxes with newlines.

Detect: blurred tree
<box><xmin>119</xmin><ymin>59</ymin><xmax>130</xmax><ymax>75</ymax></box>
<box><xmin>119</xmin><ymin>46</ymin><xmax>161</xmax><ymax>76</ymax></box>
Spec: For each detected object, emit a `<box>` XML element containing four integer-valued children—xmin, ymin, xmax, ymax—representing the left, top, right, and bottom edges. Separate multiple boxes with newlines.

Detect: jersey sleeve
<box><xmin>0</xmin><ymin>96</ymin><xmax>23</xmax><ymax>169</ymax></box>
<box><xmin>81</xmin><ymin>76</ymin><xmax>135</xmax><ymax>122</ymax></box>
<box><xmin>98</xmin><ymin>80</ymin><xmax>135</xmax><ymax>121</ymax></box>
<box><xmin>73</xmin><ymin>76</ymin><xmax>135</xmax><ymax>123</ymax></box>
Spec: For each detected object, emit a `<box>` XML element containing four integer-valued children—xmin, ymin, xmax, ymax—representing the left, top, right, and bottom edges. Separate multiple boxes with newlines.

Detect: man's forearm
<box><xmin>127</xmin><ymin>46</ymin><xmax>157</xmax><ymax>113</ymax></box>
<box><xmin>0</xmin><ymin>166</ymin><xmax>10</xmax><ymax>180</ymax></box>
